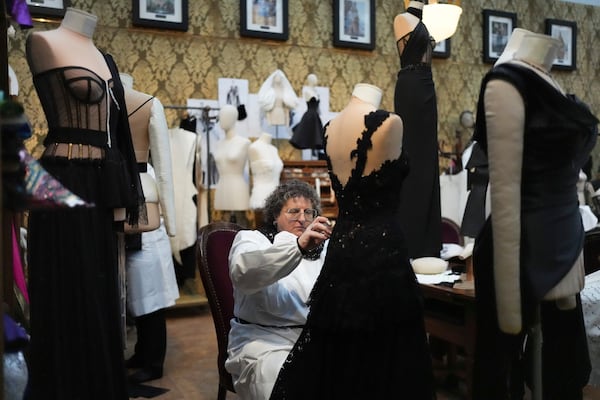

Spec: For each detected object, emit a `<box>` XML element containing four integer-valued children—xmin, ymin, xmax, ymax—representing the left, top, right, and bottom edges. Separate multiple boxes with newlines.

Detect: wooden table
<box><xmin>420</xmin><ymin>283</ymin><xmax>476</xmax><ymax>400</ymax></box>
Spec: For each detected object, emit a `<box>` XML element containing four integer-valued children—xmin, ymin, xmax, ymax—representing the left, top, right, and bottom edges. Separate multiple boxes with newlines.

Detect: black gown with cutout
<box><xmin>269</xmin><ymin>110</ymin><xmax>435</xmax><ymax>399</ymax></box>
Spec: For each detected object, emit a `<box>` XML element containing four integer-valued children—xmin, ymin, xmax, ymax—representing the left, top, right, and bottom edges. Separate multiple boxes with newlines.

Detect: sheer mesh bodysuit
<box><xmin>270</xmin><ymin>111</ymin><xmax>435</xmax><ymax>399</ymax></box>
<box><xmin>26</xmin><ymin>59</ymin><xmax>139</xmax><ymax>399</ymax></box>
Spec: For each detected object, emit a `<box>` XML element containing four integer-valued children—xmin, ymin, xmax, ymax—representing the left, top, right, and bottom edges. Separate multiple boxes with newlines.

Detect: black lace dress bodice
<box><xmin>396</xmin><ymin>20</ymin><xmax>434</xmax><ymax>69</ymax></box>
<box><xmin>270</xmin><ymin>111</ymin><xmax>435</xmax><ymax>400</ymax></box>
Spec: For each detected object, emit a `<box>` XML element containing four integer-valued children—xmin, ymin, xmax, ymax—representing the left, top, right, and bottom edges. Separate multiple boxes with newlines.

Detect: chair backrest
<box><xmin>441</xmin><ymin>217</ymin><xmax>464</xmax><ymax>246</ymax></box>
<box><xmin>197</xmin><ymin>221</ymin><xmax>243</xmax><ymax>398</ymax></box>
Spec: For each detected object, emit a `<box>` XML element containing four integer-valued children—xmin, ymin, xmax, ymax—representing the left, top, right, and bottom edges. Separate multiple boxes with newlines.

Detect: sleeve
<box><xmin>149</xmin><ymin>98</ymin><xmax>177</xmax><ymax>236</ymax></box>
<box><xmin>485</xmin><ymin>78</ymin><xmax>525</xmax><ymax>334</ymax></box>
<box><xmin>229</xmin><ymin>230</ymin><xmax>304</xmax><ymax>295</ymax></box>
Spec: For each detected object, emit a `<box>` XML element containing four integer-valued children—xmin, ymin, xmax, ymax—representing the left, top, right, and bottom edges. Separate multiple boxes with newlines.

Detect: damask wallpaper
<box><xmin>7</xmin><ymin>0</ymin><xmax>600</xmax><ymax>172</ymax></box>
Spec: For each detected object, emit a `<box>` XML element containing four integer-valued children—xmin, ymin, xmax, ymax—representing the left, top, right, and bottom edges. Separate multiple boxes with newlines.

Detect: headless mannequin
<box><xmin>248</xmin><ymin>132</ymin><xmax>283</xmax><ymax>209</ymax></box>
<box><xmin>325</xmin><ymin>83</ymin><xmax>403</xmax><ymax>185</ymax></box>
<box><xmin>120</xmin><ymin>73</ymin><xmax>176</xmax><ymax>236</ymax></box>
<box><xmin>393</xmin><ymin>1</ymin><xmax>423</xmax><ymax>45</ymax></box>
<box><xmin>303</xmin><ymin>73</ymin><xmax>319</xmax><ymax>102</ymax></box>
<box><xmin>27</xmin><ymin>7</ymin><xmax>128</xmax><ymax>220</ymax></box>
<box><xmin>214</xmin><ymin>104</ymin><xmax>251</xmax><ymax>211</ymax></box>
<box><xmin>486</xmin><ymin>31</ymin><xmax>582</xmax><ymax>334</ymax></box>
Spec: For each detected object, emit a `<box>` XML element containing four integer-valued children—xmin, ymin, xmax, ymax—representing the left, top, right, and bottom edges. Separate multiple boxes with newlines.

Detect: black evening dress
<box><xmin>26</xmin><ymin>55</ymin><xmax>142</xmax><ymax>400</ymax></box>
<box><xmin>471</xmin><ymin>63</ymin><xmax>598</xmax><ymax>399</ymax></box>
<box><xmin>290</xmin><ymin>97</ymin><xmax>324</xmax><ymax>150</ymax></box>
<box><xmin>394</xmin><ymin>17</ymin><xmax>442</xmax><ymax>259</ymax></box>
<box><xmin>269</xmin><ymin>110</ymin><xmax>435</xmax><ymax>399</ymax></box>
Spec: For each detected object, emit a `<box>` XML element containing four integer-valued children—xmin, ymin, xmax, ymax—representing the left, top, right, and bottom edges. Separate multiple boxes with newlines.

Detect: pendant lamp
<box><xmin>423</xmin><ymin>0</ymin><xmax>463</xmax><ymax>43</ymax></box>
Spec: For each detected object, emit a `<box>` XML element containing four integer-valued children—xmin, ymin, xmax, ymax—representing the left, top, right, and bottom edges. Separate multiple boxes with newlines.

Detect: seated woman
<box><xmin>225</xmin><ymin>179</ymin><xmax>332</xmax><ymax>399</ymax></box>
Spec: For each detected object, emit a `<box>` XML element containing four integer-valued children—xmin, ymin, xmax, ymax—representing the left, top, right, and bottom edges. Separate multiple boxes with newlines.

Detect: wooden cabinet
<box><xmin>281</xmin><ymin>160</ymin><xmax>338</xmax><ymax>219</ymax></box>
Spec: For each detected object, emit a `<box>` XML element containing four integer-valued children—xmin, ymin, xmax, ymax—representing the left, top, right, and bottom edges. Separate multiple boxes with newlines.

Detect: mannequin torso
<box><xmin>27</xmin><ymin>8</ymin><xmax>110</xmax><ymax>80</ymax></box>
<box><xmin>325</xmin><ymin>84</ymin><xmax>403</xmax><ymax>186</ymax></box>
<box><xmin>248</xmin><ymin>133</ymin><xmax>283</xmax><ymax>209</ymax></box>
<box><xmin>302</xmin><ymin>74</ymin><xmax>319</xmax><ymax>102</ymax></box>
<box><xmin>214</xmin><ymin>105</ymin><xmax>251</xmax><ymax>210</ymax></box>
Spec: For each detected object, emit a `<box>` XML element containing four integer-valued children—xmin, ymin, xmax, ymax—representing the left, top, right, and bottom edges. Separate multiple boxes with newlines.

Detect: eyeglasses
<box><xmin>285</xmin><ymin>208</ymin><xmax>318</xmax><ymax>222</ymax></box>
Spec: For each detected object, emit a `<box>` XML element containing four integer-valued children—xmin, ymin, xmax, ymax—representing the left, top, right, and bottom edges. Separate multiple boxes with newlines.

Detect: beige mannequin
<box><xmin>248</xmin><ymin>132</ymin><xmax>283</xmax><ymax>209</ymax></box>
<box><xmin>393</xmin><ymin>1</ymin><xmax>423</xmax><ymax>43</ymax></box>
<box><xmin>26</xmin><ymin>7</ymin><xmax>128</xmax><ymax>220</ymax></box>
<box><xmin>120</xmin><ymin>73</ymin><xmax>176</xmax><ymax>236</ymax></box>
<box><xmin>214</xmin><ymin>105</ymin><xmax>251</xmax><ymax>210</ymax></box>
<box><xmin>325</xmin><ymin>83</ymin><xmax>403</xmax><ymax>186</ymax></box>
<box><xmin>485</xmin><ymin>30</ymin><xmax>582</xmax><ymax>334</ymax></box>
<box><xmin>27</xmin><ymin>8</ymin><xmax>109</xmax><ymax>80</ymax></box>
<box><xmin>302</xmin><ymin>74</ymin><xmax>319</xmax><ymax>102</ymax></box>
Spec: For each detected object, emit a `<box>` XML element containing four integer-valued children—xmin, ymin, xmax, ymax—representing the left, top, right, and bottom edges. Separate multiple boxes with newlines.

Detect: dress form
<box><xmin>26</xmin><ymin>8</ymin><xmax>110</xmax><ymax>80</ymax></box>
<box><xmin>248</xmin><ymin>132</ymin><xmax>283</xmax><ymax>209</ymax></box>
<box><xmin>486</xmin><ymin>31</ymin><xmax>578</xmax><ymax>335</ymax></box>
<box><xmin>325</xmin><ymin>83</ymin><xmax>402</xmax><ymax>186</ymax></box>
<box><xmin>303</xmin><ymin>73</ymin><xmax>319</xmax><ymax>102</ymax></box>
<box><xmin>120</xmin><ymin>73</ymin><xmax>176</xmax><ymax>236</ymax></box>
<box><xmin>394</xmin><ymin>1</ymin><xmax>423</xmax><ymax>43</ymax></box>
<box><xmin>214</xmin><ymin>104</ymin><xmax>251</xmax><ymax>211</ymax></box>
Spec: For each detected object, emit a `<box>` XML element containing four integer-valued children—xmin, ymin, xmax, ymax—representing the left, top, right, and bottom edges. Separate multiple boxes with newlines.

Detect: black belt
<box><xmin>234</xmin><ymin>317</ymin><xmax>304</xmax><ymax>329</ymax></box>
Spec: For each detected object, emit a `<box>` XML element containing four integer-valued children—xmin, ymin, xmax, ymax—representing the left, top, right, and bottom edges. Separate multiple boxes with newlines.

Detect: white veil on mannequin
<box><xmin>257</xmin><ymin>69</ymin><xmax>298</xmax><ymax>125</ymax></box>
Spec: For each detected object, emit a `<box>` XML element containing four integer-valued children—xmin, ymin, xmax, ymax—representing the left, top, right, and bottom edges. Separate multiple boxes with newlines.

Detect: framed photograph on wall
<box><xmin>26</xmin><ymin>0</ymin><xmax>70</xmax><ymax>18</ymax></box>
<box><xmin>333</xmin><ymin>0</ymin><xmax>375</xmax><ymax>51</ymax></box>
<box><xmin>433</xmin><ymin>39</ymin><xmax>451</xmax><ymax>59</ymax></box>
<box><xmin>240</xmin><ymin>0</ymin><xmax>289</xmax><ymax>41</ymax></box>
<box><xmin>132</xmin><ymin>0</ymin><xmax>189</xmax><ymax>31</ymax></box>
<box><xmin>545</xmin><ymin>19</ymin><xmax>577</xmax><ymax>71</ymax></box>
<box><xmin>482</xmin><ymin>9</ymin><xmax>517</xmax><ymax>64</ymax></box>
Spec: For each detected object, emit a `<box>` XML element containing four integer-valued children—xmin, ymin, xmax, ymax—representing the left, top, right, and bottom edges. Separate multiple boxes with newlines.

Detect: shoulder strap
<box><xmin>349</xmin><ymin>110</ymin><xmax>389</xmax><ymax>180</ymax></box>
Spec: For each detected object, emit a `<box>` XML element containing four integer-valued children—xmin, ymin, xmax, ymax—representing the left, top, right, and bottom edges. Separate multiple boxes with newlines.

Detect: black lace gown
<box><xmin>26</xmin><ymin>55</ymin><xmax>142</xmax><ymax>400</ymax></box>
<box><xmin>270</xmin><ymin>111</ymin><xmax>435</xmax><ymax>399</ymax></box>
<box><xmin>394</xmin><ymin>18</ymin><xmax>442</xmax><ymax>259</ymax></box>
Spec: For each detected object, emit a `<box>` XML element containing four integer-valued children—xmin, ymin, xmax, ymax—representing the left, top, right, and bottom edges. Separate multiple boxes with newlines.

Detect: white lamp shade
<box><xmin>422</xmin><ymin>4</ymin><xmax>463</xmax><ymax>43</ymax></box>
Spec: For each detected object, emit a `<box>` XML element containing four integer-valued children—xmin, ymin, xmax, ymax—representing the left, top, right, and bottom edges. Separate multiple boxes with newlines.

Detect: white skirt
<box><xmin>126</xmin><ymin>221</ymin><xmax>180</xmax><ymax>317</ymax></box>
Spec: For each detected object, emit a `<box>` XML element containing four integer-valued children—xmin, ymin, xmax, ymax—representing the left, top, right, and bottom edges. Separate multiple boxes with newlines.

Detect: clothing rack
<box><xmin>164</xmin><ymin>105</ymin><xmax>220</xmax><ymax>223</ymax></box>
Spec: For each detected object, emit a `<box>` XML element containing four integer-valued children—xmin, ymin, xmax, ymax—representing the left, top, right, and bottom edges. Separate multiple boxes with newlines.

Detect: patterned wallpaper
<box><xmin>7</xmin><ymin>0</ymin><xmax>600</xmax><ymax>171</ymax></box>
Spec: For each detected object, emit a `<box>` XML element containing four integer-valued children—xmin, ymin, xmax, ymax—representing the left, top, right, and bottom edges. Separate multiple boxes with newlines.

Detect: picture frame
<box><xmin>26</xmin><ymin>0</ymin><xmax>70</xmax><ymax>18</ymax></box>
<box><xmin>482</xmin><ymin>9</ymin><xmax>517</xmax><ymax>64</ymax></box>
<box><xmin>333</xmin><ymin>0</ymin><xmax>375</xmax><ymax>51</ymax></box>
<box><xmin>545</xmin><ymin>19</ymin><xmax>577</xmax><ymax>71</ymax></box>
<box><xmin>433</xmin><ymin>39</ymin><xmax>451</xmax><ymax>59</ymax></box>
<box><xmin>132</xmin><ymin>0</ymin><xmax>189</xmax><ymax>32</ymax></box>
<box><xmin>240</xmin><ymin>0</ymin><xmax>289</xmax><ymax>41</ymax></box>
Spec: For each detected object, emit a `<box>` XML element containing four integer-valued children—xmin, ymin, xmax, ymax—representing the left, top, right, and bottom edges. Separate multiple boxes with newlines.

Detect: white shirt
<box><xmin>225</xmin><ymin>229</ymin><xmax>325</xmax><ymax>399</ymax></box>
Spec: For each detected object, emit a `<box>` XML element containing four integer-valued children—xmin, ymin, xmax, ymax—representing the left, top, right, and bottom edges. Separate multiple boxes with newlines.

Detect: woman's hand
<box><xmin>297</xmin><ymin>216</ymin><xmax>332</xmax><ymax>252</ymax></box>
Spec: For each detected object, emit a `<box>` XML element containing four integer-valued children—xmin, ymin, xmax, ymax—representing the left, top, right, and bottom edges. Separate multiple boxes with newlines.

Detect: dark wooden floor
<box><xmin>126</xmin><ymin>306</ymin><xmax>600</xmax><ymax>400</ymax></box>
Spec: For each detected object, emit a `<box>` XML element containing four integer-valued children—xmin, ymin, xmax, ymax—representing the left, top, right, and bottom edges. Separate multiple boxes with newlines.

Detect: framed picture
<box><xmin>240</xmin><ymin>0</ymin><xmax>289</xmax><ymax>41</ymax></box>
<box><xmin>333</xmin><ymin>0</ymin><xmax>375</xmax><ymax>51</ymax></box>
<box><xmin>26</xmin><ymin>0</ymin><xmax>70</xmax><ymax>18</ymax></box>
<box><xmin>132</xmin><ymin>0</ymin><xmax>189</xmax><ymax>31</ymax></box>
<box><xmin>433</xmin><ymin>39</ymin><xmax>451</xmax><ymax>59</ymax></box>
<box><xmin>482</xmin><ymin>9</ymin><xmax>517</xmax><ymax>64</ymax></box>
<box><xmin>545</xmin><ymin>19</ymin><xmax>577</xmax><ymax>71</ymax></box>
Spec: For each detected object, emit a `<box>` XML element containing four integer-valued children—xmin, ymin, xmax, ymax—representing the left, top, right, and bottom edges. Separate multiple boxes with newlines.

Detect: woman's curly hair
<box><xmin>262</xmin><ymin>179</ymin><xmax>322</xmax><ymax>228</ymax></box>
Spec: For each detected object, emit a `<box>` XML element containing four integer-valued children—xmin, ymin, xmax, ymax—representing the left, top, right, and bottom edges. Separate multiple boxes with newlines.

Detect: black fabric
<box><xmin>270</xmin><ymin>111</ymin><xmax>435</xmax><ymax>399</ymax></box>
<box><xmin>25</xmin><ymin>54</ymin><xmax>140</xmax><ymax>399</ymax></box>
<box><xmin>289</xmin><ymin>97</ymin><xmax>324</xmax><ymax>150</ymax></box>
<box><xmin>132</xmin><ymin>309</ymin><xmax>167</xmax><ymax>372</ymax></box>
<box><xmin>394</xmin><ymin>22</ymin><xmax>441</xmax><ymax>259</ymax></box>
<box><xmin>460</xmin><ymin>141</ymin><xmax>489</xmax><ymax>238</ymax></box>
<box><xmin>471</xmin><ymin>63</ymin><xmax>598</xmax><ymax>398</ymax></box>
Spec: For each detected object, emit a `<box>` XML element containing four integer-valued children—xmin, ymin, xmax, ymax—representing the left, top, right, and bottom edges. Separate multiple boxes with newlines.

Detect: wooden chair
<box><xmin>197</xmin><ymin>221</ymin><xmax>243</xmax><ymax>400</ymax></box>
